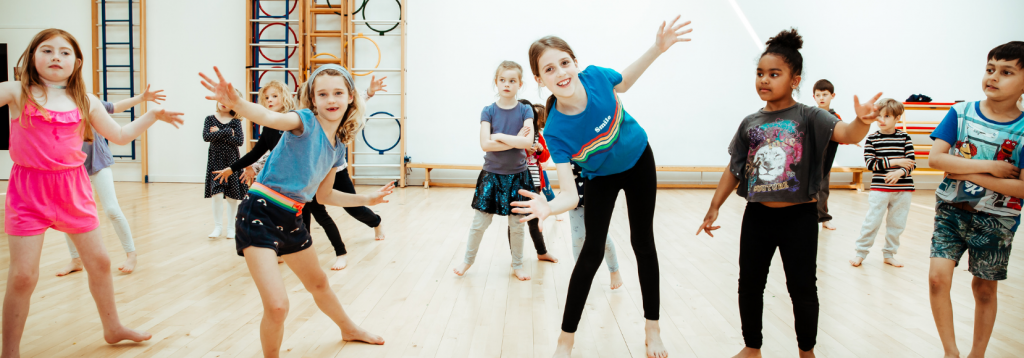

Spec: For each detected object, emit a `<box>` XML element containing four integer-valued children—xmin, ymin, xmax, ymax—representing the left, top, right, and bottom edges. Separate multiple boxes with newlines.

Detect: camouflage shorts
<box><xmin>931</xmin><ymin>203</ymin><xmax>1014</xmax><ymax>281</ymax></box>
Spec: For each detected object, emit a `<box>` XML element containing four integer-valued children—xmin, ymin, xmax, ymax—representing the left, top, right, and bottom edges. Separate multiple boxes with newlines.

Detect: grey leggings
<box><xmin>568</xmin><ymin>207</ymin><xmax>618</xmax><ymax>273</ymax></box>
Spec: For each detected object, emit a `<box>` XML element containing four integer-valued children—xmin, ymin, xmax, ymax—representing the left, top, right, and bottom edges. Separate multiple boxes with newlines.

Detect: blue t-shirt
<box><xmin>480</xmin><ymin>102</ymin><xmax>532</xmax><ymax>175</ymax></box>
<box><xmin>544</xmin><ymin>66</ymin><xmax>649</xmax><ymax>179</ymax></box>
<box><xmin>255</xmin><ymin>108</ymin><xmax>347</xmax><ymax>202</ymax></box>
<box><xmin>931</xmin><ymin>101</ymin><xmax>1024</xmax><ymax>230</ymax></box>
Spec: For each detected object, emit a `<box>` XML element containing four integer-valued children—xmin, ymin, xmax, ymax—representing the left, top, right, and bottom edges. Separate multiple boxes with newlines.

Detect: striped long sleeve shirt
<box><xmin>864</xmin><ymin>130</ymin><xmax>915</xmax><ymax>191</ymax></box>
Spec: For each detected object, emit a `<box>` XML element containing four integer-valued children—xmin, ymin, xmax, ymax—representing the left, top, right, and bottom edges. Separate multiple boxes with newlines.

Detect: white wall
<box><xmin>406</xmin><ymin>0</ymin><xmax>1024</xmax><ymax>187</ymax></box>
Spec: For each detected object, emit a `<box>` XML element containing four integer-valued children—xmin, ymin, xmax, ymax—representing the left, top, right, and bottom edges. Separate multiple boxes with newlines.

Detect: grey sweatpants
<box><xmin>464</xmin><ymin>210</ymin><xmax>526</xmax><ymax>270</ymax></box>
<box><xmin>855</xmin><ymin>190</ymin><xmax>912</xmax><ymax>259</ymax></box>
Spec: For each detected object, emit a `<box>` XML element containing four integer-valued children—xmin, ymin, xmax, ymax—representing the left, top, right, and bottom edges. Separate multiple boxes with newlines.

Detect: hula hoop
<box><xmin>362</xmin><ymin>111</ymin><xmax>400</xmax><ymax>154</ymax></box>
<box><xmin>257</xmin><ymin>67</ymin><xmax>299</xmax><ymax>92</ymax></box>
<box><xmin>257</xmin><ymin>23</ymin><xmax>299</xmax><ymax>63</ymax></box>
<box><xmin>346</xmin><ymin>34</ymin><xmax>381</xmax><ymax>76</ymax></box>
<box><xmin>258</xmin><ymin>0</ymin><xmax>298</xmax><ymax>17</ymax></box>
<box><xmin>324</xmin><ymin>0</ymin><xmax>367</xmax><ymax>16</ymax></box>
<box><xmin>362</xmin><ymin>0</ymin><xmax>401</xmax><ymax>35</ymax></box>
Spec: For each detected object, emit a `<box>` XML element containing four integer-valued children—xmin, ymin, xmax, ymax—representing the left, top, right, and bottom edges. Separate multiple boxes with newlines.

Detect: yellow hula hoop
<box><xmin>310</xmin><ymin>34</ymin><xmax>381</xmax><ymax>76</ymax></box>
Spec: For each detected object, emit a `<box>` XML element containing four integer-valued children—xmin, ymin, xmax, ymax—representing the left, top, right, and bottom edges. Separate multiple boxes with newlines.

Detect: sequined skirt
<box><xmin>470</xmin><ymin>170</ymin><xmax>533</xmax><ymax>215</ymax></box>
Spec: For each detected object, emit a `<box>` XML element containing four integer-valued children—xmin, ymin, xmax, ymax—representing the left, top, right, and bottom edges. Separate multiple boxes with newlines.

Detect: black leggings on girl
<box><xmin>301</xmin><ymin>169</ymin><xmax>382</xmax><ymax>256</ymax></box>
<box><xmin>561</xmin><ymin>144</ymin><xmax>658</xmax><ymax>333</ymax></box>
<box><xmin>738</xmin><ymin>202</ymin><xmax>819</xmax><ymax>352</ymax></box>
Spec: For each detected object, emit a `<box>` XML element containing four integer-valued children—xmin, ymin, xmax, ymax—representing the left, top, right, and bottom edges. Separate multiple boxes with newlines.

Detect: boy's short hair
<box><xmin>876</xmin><ymin>98</ymin><xmax>904</xmax><ymax>118</ymax></box>
<box><xmin>813</xmin><ymin>79</ymin><xmax>834</xmax><ymax>94</ymax></box>
<box><xmin>988</xmin><ymin>41</ymin><xmax>1024</xmax><ymax>69</ymax></box>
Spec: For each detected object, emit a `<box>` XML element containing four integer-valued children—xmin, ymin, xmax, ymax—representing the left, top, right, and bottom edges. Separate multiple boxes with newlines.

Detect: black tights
<box><xmin>561</xmin><ymin>144</ymin><xmax>658</xmax><ymax>333</ymax></box>
<box><xmin>301</xmin><ymin>169</ymin><xmax>382</xmax><ymax>256</ymax></box>
<box><xmin>738</xmin><ymin>202</ymin><xmax>819</xmax><ymax>352</ymax></box>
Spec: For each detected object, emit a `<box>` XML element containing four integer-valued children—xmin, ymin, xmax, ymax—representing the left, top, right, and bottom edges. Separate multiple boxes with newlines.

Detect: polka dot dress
<box><xmin>204</xmin><ymin>115</ymin><xmax>248</xmax><ymax>200</ymax></box>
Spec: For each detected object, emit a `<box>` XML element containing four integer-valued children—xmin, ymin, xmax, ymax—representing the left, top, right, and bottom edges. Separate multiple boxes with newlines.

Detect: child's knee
<box><xmin>929</xmin><ymin>273</ymin><xmax>952</xmax><ymax>293</ymax></box>
<box><xmin>265</xmin><ymin>300</ymin><xmax>290</xmax><ymax>320</ymax></box>
<box><xmin>971</xmin><ymin>278</ymin><xmax>998</xmax><ymax>304</ymax></box>
<box><xmin>9</xmin><ymin>270</ymin><xmax>39</xmax><ymax>292</ymax></box>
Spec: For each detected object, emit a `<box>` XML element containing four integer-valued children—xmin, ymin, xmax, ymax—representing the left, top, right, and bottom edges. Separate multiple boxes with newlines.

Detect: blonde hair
<box><xmin>876</xmin><ymin>98</ymin><xmax>905</xmax><ymax>118</ymax></box>
<box><xmin>297</xmin><ymin>68</ymin><xmax>365</xmax><ymax>144</ymax></box>
<box><xmin>257</xmin><ymin>80</ymin><xmax>297</xmax><ymax>113</ymax></box>
<box><xmin>494</xmin><ymin>60</ymin><xmax>523</xmax><ymax>83</ymax></box>
<box><xmin>215</xmin><ymin>88</ymin><xmax>245</xmax><ymax>119</ymax></box>
<box><xmin>16</xmin><ymin>29</ymin><xmax>94</xmax><ymax>142</ymax></box>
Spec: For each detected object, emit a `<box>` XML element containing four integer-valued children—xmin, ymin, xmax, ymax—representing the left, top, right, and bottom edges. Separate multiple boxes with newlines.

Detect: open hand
<box><xmin>140</xmin><ymin>84</ymin><xmax>166</xmax><ymax>104</ymax></box>
<box><xmin>212</xmin><ymin>168</ymin><xmax>233</xmax><ymax>184</ymax></box>
<box><xmin>199</xmin><ymin>66</ymin><xmax>241</xmax><ymax>109</ymax></box>
<box><xmin>654</xmin><ymin>15</ymin><xmax>692</xmax><ymax>53</ymax></box>
<box><xmin>154</xmin><ymin>109</ymin><xmax>184</xmax><ymax>128</ymax></box>
<box><xmin>368</xmin><ymin>75</ymin><xmax>387</xmax><ymax>97</ymax></box>
<box><xmin>696</xmin><ymin>208</ymin><xmax>721</xmax><ymax>237</ymax></box>
<box><xmin>241</xmin><ymin>166</ymin><xmax>256</xmax><ymax>185</ymax></box>
<box><xmin>853</xmin><ymin>92</ymin><xmax>884</xmax><ymax>125</ymax></box>
<box><xmin>367</xmin><ymin>181</ymin><xmax>396</xmax><ymax>206</ymax></box>
<box><xmin>510</xmin><ymin>190</ymin><xmax>551</xmax><ymax>228</ymax></box>
<box><xmin>884</xmin><ymin>169</ymin><xmax>903</xmax><ymax>184</ymax></box>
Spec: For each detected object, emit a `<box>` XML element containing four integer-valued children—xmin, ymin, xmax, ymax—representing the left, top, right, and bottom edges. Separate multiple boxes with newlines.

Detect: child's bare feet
<box><xmin>884</xmin><ymin>257</ymin><xmax>904</xmax><ymax>267</ymax></box>
<box><xmin>610</xmin><ymin>271</ymin><xmax>624</xmax><ymax>290</ymax></box>
<box><xmin>341</xmin><ymin>325</ymin><xmax>385</xmax><ymax>345</ymax></box>
<box><xmin>732</xmin><ymin>347</ymin><xmax>762</xmax><ymax>358</ymax></box>
<box><xmin>453</xmin><ymin>263</ymin><xmax>471</xmax><ymax>276</ymax></box>
<box><xmin>821</xmin><ymin>221</ymin><xmax>836</xmax><ymax>230</ymax></box>
<box><xmin>798</xmin><ymin>348</ymin><xmax>816</xmax><ymax>358</ymax></box>
<box><xmin>278</xmin><ymin>257</ymin><xmax>285</xmax><ymax>264</ymax></box>
<box><xmin>103</xmin><ymin>326</ymin><xmax>152</xmax><ymax>344</ymax></box>
<box><xmin>513</xmin><ymin>268</ymin><xmax>531</xmax><ymax>281</ymax></box>
<box><xmin>552</xmin><ymin>331</ymin><xmax>574</xmax><ymax>358</ymax></box>
<box><xmin>118</xmin><ymin>252</ymin><xmax>138</xmax><ymax>274</ymax></box>
<box><xmin>645</xmin><ymin>320</ymin><xmax>668</xmax><ymax>358</ymax></box>
<box><xmin>56</xmin><ymin>258</ymin><xmax>84</xmax><ymax>276</ymax></box>
<box><xmin>374</xmin><ymin>224</ymin><xmax>385</xmax><ymax>240</ymax></box>
<box><xmin>537</xmin><ymin>253</ymin><xmax>559</xmax><ymax>263</ymax></box>
<box><xmin>849</xmin><ymin>256</ymin><xmax>865</xmax><ymax>267</ymax></box>
<box><xmin>331</xmin><ymin>255</ymin><xmax>348</xmax><ymax>270</ymax></box>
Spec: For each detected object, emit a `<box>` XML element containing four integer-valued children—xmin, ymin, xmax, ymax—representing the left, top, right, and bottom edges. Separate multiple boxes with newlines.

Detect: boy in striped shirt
<box><xmin>850</xmin><ymin>99</ymin><xmax>915</xmax><ymax>267</ymax></box>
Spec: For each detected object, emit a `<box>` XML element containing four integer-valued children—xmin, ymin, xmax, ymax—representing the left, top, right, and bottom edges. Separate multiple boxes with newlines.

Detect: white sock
<box><xmin>209</xmin><ymin>195</ymin><xmax>224</xmax><ymax>237</ymax></box>
<box><xmin>226</xmin><ymin>198</ymin><xmax>238</xmax><ymax>239</ymax></box>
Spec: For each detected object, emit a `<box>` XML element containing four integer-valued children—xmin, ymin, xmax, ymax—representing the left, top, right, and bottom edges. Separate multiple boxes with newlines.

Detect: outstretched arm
<box><xmin>200</xmin><ymin>66</ymin><xmax>301</xmax><ymax>132</ymax></box>
<box><xmin>112</xmin><ymin>84</ymin><xmax>165</xmax><ymax>113</ymax></box>
<box><xmin>315</xmin><ymin>169</ymin><xmax>394</xmax><ymax>207</ymax></box>
<box><xmin>510</xmin><ymin>163</ymin><xmax>578</xmax><ymax>230</ymax></box>
<box><xmin>615</xmin><ymin>16</ymin><xmax>692</xmax><ymax>93</ymax></box>
<box><xmin>832</xmin><ymin>93</ymin><xmax>884</xmax><ymax>144</ymax></box>
<box><xmin>90</xmin><ymin>94</ymin><xmax>183</xmax><ymax>145</ymax></box>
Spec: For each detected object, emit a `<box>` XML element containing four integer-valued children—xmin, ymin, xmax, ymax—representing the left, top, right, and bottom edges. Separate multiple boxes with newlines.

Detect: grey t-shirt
<box><xmin>480</xmin><ymin>102</ymin><xmax>532</xmax><ymax>175</ymax></box>
<box><xmin>82</xmin><ymin>101</ymin><xmax>116</xmax><ymax>176</ymax></box>
<box><xmin>728</xmin><ymin>102</ymin><xmax>840</xmax><ymax>203</ymax></box>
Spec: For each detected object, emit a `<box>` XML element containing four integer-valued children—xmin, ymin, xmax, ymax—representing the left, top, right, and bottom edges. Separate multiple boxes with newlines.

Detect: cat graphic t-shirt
<box><xmin>729</xmin><ymin>103</ymin><xmax>840</xmax><ymax>203</ymax></box>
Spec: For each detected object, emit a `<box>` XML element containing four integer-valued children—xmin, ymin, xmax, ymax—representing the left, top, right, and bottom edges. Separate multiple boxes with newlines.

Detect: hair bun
<box><xmin>765</xmin><ymin>28</ymin><xmax>802</xmax><ymax>50</ymax></box>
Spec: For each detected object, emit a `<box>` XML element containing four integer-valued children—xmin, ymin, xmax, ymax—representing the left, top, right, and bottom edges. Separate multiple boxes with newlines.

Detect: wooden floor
<box><xmin>0</xmin><ymin>183</ymin><xmax>1021</xmax><ymax>358</ymax></box>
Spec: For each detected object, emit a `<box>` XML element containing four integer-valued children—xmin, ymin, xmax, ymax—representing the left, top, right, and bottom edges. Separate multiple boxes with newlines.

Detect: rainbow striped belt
<box><xmin>248</xmin><ymin>183</ymin><xmax>305</xmax><ymax>216</ymax></box>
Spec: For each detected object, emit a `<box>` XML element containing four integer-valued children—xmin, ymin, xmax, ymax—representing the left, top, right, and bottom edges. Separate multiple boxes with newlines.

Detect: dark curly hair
<box><xmin>762</xmin><ymin>28</ymin><xmax>803</xmax><ymax>76</ymax></box>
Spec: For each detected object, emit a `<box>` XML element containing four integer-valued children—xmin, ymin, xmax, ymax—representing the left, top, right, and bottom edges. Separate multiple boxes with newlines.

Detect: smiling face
<box><xmin>32</xmin><ymin>35</ymin><xmax>79</xmax><ymax>84</ymax></box>
<box><xmin>983</xmin><ymin>59</ymin><xmax>1024</xmax><ymax>102</ymax></box>
<box><xmin>756</xmin><ymin>54</ymin><xmax>800</xmax><ymax>103</ymax></box>
<box><xmin>534</xmin><ymin>48</ymin><xmax>581</xmax><ymax>99</ymax></box>
<box><xmin>495</xmin><ymin>69</ymin><xmax>522</xmax><ymax>99</ymax></box>
<box><xmin>312</xmin><ymin>75</ymin><xmax>353</xmax><ymax>122</ymax></box>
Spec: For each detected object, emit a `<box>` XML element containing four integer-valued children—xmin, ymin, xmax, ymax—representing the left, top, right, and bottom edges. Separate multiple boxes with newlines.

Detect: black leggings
<box><xmin>508</xmin><ymin>186</ymin><xmax>547</xmax><ymax>255</ymax></box>
<box><xmin>301</xmin><ymin>169</ymin><xmax>382</xmax><ymax>256</ymax></box>
<box><xmin>562</xmin><ymin>144</ymin><xmax>658</xmax><ymax>333</ymax></box>
<box><xmin>738</xmin><ymin>202</ymin><xmax>819</xmax><ymax>351</ymax></box>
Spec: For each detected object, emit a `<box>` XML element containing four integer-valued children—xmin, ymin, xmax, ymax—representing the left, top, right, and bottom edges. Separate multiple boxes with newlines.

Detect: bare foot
<box><xmin>798</xmin><ymin>348</ymin><xmax>815</xmax><ymax>358</ymax></box>
<box><xmin>341</xmin><ymin>325</ymin><xmax>385</xmax><ymax>345</ymax></box>
<box><xmin>374</xmin><ymin>224</ymin><xmax>385</xmax><ymax>240</ymax></box>
<box><xmin>645</xmin><ymin>320</ymin><xmax>668</xmax><ymax>358</ymax></box>
<box><xmin>103</xmin><ymin>326</ymin><xmax>152</xmax><ymax>344</ymax></box>
<box><xmin>884</xmin><ymin>257</ymin><xmax>904</xmax><ymax>268</ymax></box>
<box><xmin>610</xmin><ymin>271</ymin><xmax>624</xmax><ymax>290</ymax></box>
<box><xmin>278</xmin><ymin>257</ymin><xmax>285</xmax><ymax>264</ymax></box>
<box><xmin>821</xmin><ymin>221</ymin><xmax>836</xmax><ymax>230</ymax></box>
<box><xmin>118</xmin><ymin>252</ymin><xmax>138</xmax><ymax>274</ymax></box>
<box><xmin>56</xmin><ymin>258</ymin><xmax>85</xmax><ymax>276</ymax></box>
<box><xmin>732</xmin><ymin>347</ymin><xmax>762</xmax><ymax>358</ymax></box>
<box><xmin>537</xmin><ymin>253</ymin><xmax>559</xmax><ymax>263</ymax></box>
<box><xmin>552</xmin><ymin>331</ymin><xmax>574</xmax><ymax>358</ymax></box>
<box><xmin>331</xmin><ymin>255</ymin><xmax>348</xmax><ymax>270</ymax></box>
<box><xmin>513</xmin><ymin>268</ymin><xmax>531</xmax><ymax>281</ymax></box>
<box><xmin>849</xmin><ymin>256</ymin><xmax>865</xmax><ymax>267</ymax></box>
<box><xmin>453</xmin><ymin>263</ymin><xmax>471</xmax><ymax>276</ymax></box>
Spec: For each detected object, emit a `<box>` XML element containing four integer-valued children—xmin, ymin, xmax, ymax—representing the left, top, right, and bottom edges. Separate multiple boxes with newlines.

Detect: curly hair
<box><xmin>257</xmin><ymin>80</ymin><xmax>297</xmax><ymax>113</ymax></box>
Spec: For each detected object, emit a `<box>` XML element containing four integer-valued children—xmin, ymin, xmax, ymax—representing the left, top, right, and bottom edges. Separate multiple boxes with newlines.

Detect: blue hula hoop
<box><xmin>362</xmin><ymin>111</ymin><xmax>401</xmax><ymax>154</ymax></box>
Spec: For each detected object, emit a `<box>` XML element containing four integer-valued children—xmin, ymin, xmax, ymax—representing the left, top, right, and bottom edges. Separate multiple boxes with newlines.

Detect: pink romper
<box><xmin>5</xmin><ymin>104</ymin><xmax>98</xmax><ymax>236</ymax></box>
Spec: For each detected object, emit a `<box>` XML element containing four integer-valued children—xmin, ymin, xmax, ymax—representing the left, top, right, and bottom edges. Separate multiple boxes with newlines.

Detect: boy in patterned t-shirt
<box><xmin>927</xmin><ymin>41</ymin><xmax>1024</xmax><ymax>358</ymax></box>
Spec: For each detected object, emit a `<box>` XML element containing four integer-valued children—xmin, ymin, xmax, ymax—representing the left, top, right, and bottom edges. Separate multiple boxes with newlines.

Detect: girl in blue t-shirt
<box><xmin>512</xmin><ymin>16</ymin><xmax>691</xmax><ymax>358</ymax></box>
<box><xmin>696</xmin><ymin>29</ymin><xmax>883</xmax><ymax>358</ymax></box>
<box><xmin>199</xmin><ymin>65</ymin><xmax>393</xmax><ymax>355</ymax></box>
<box><xmin>453</xmin><ymin>61</ymin><xmax>537</xmax><ymax>281</ymax></box>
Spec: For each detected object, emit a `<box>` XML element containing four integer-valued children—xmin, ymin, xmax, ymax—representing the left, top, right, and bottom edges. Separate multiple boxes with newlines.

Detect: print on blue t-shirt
<box><xmin>544</xmin><ymin>66</ymin><xmax>648</xmax><ymax>179</ymax></box>
<box><xmin>931</xmin><ymin>101</ymin><xmax>1024</xmax><ymax>230</ymax></box>
<box><xmin>256</xmin><ymin>108</ymin><xmax>348</xmax><ymax>202</ymax></box>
